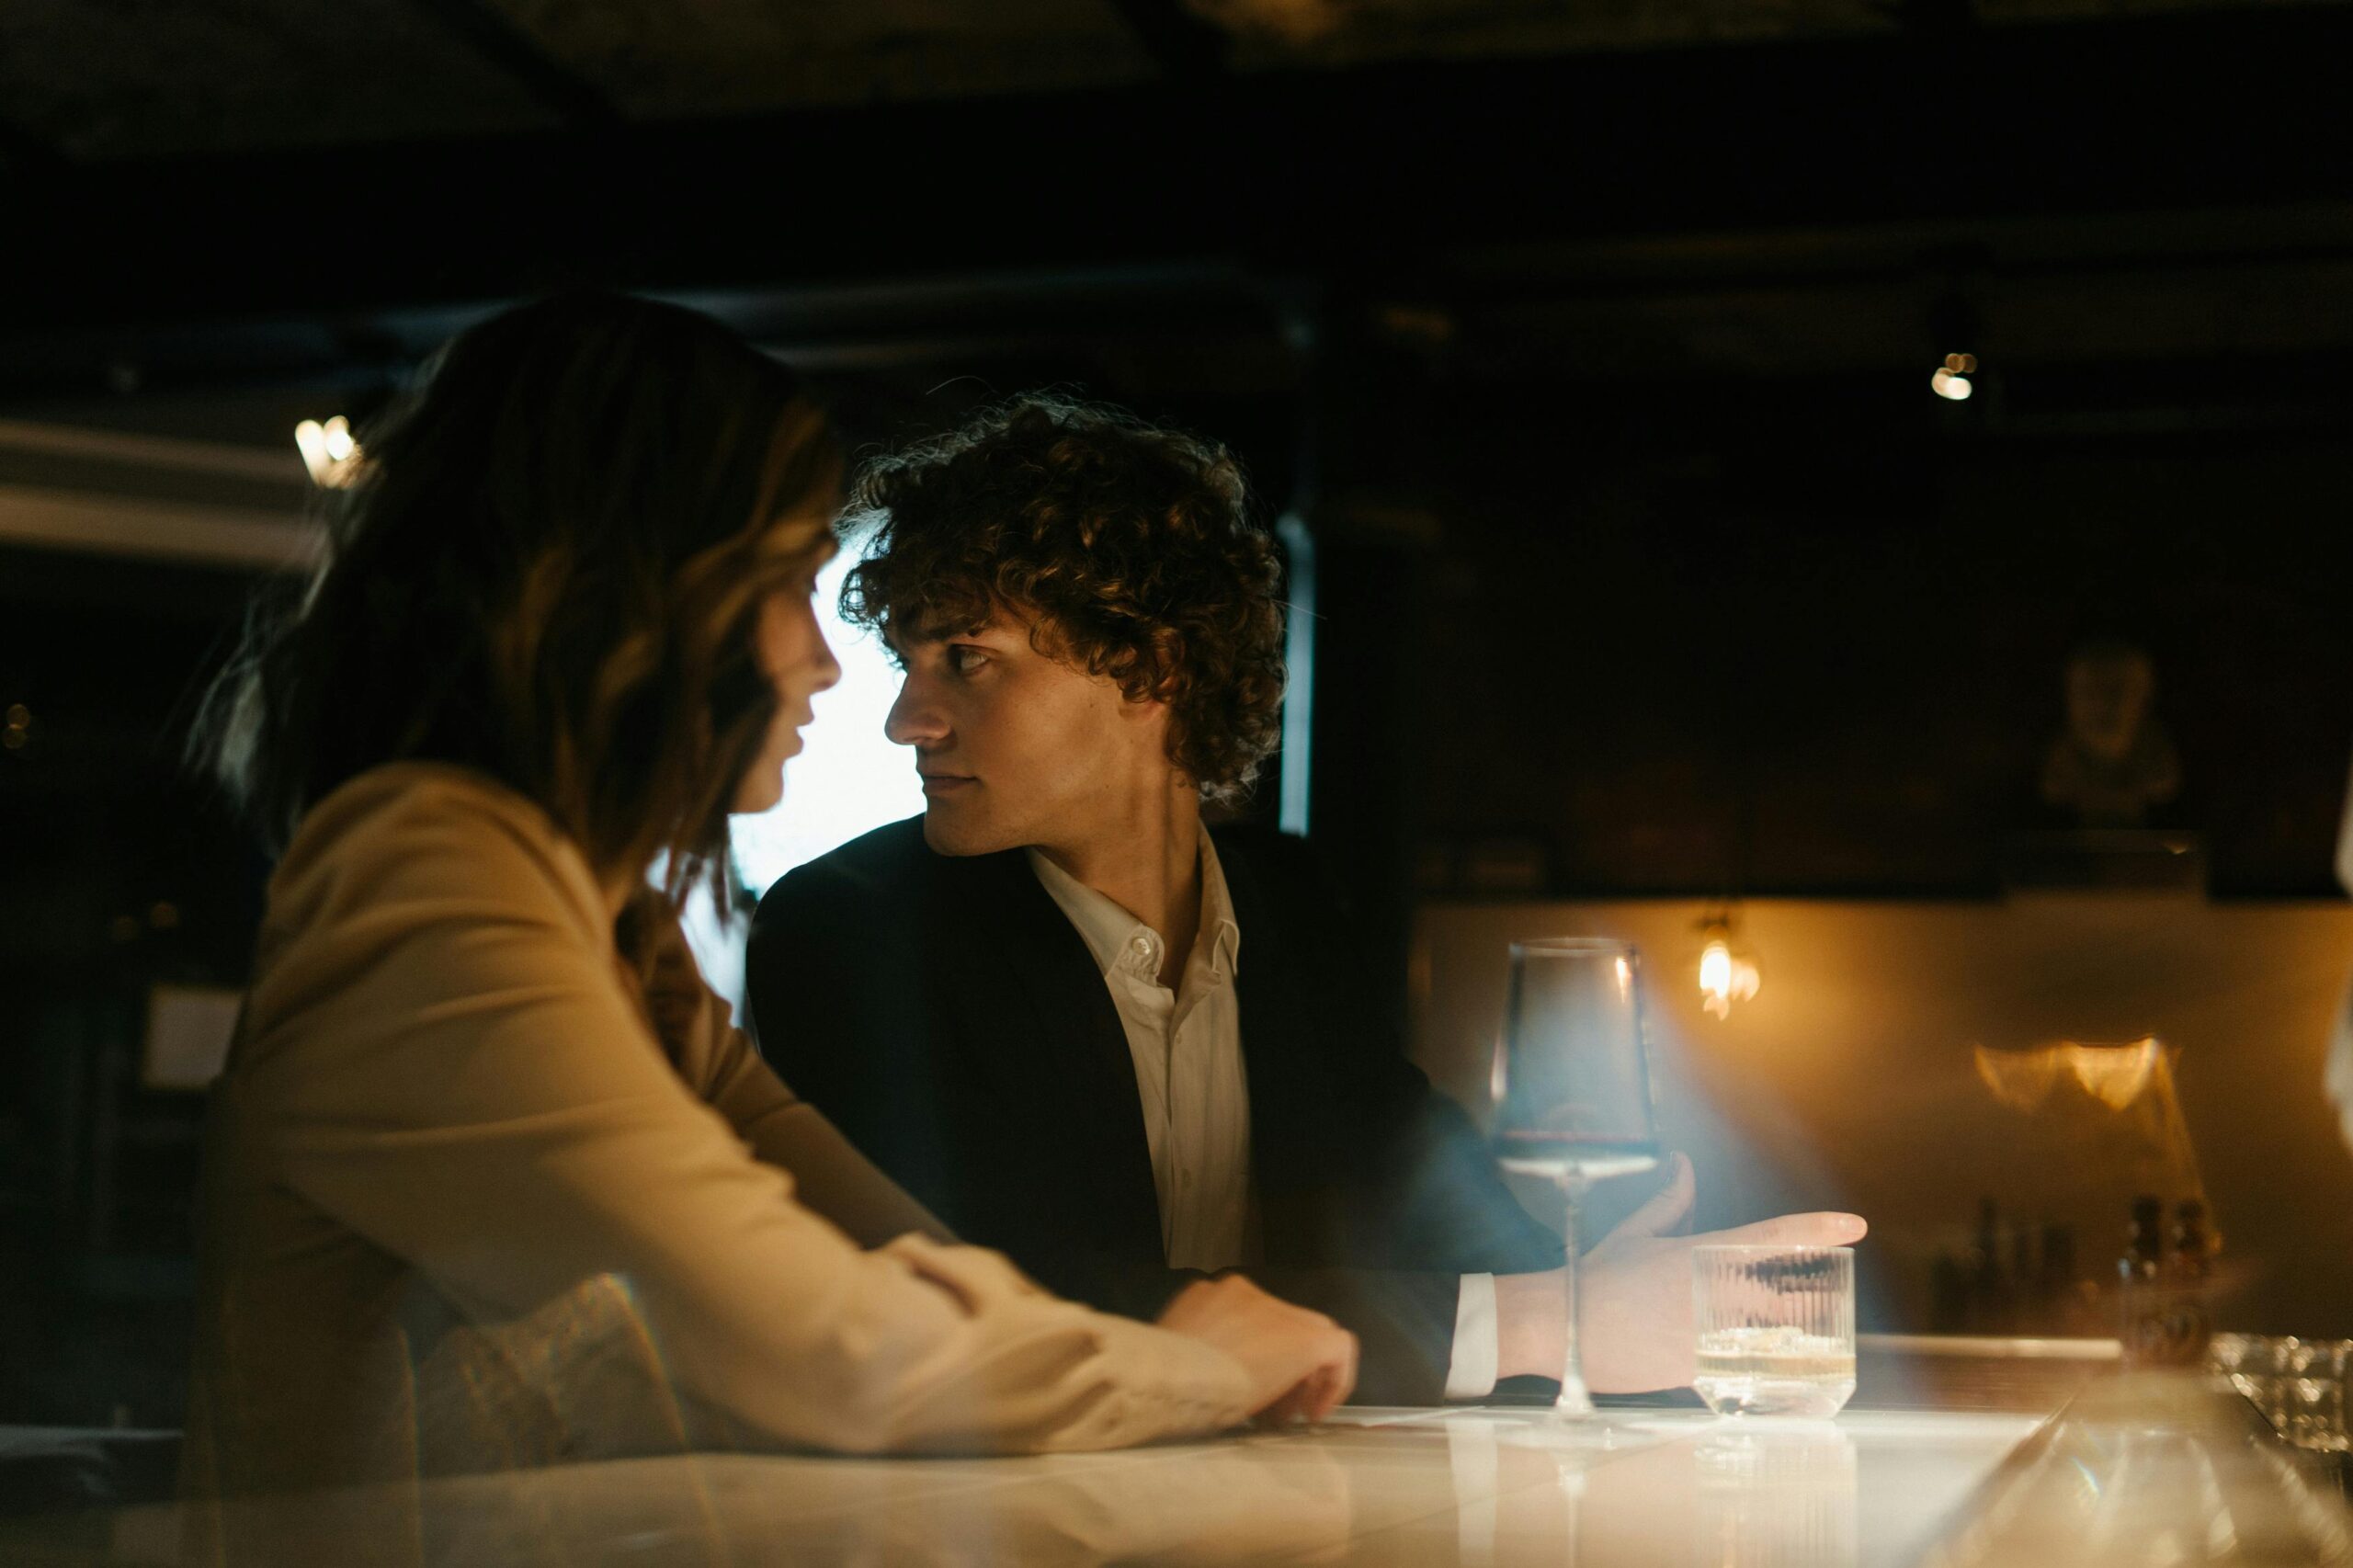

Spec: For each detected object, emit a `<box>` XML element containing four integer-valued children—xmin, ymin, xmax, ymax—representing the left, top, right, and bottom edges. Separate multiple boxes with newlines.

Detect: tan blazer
<box><xmin>185</xmin><ymin>764</ymin><xmax>1254</xmax><ymax>1498</ymax></box>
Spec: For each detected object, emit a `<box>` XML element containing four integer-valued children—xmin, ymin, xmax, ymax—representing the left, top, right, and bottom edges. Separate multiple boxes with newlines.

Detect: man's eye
<box><xmin>947</xmin><ymin>646</ymin><xmax>990</xmax><ymax>676</ymax></box>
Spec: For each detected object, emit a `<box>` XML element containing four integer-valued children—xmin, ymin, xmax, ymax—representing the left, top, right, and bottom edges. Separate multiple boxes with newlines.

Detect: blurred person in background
<box><xmin>183</xmin><ymin>300</ymin><xmax>1358</xmax><ymax>1512</ymax></box>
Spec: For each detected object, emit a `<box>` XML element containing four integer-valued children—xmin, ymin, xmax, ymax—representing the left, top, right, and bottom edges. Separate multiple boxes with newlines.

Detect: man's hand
<box><xmin>1495</xmin><ymin>1153</ymin><xmax>1869</xmax><ymax>1393</ymax></box>
<box><xmin>1156</xmin><ymin>1275</ymin><xmax>1359</xmax><ymax>1424</ymax></box>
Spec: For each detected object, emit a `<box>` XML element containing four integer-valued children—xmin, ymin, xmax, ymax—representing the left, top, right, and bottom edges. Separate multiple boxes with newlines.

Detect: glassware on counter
<box><xmin>1491</xmin><ymin>937</ymin><xmax>1663</xmax><ymax>1416</ymax></box>
<box><xmin>2211</xmin><ymin>1334</ymin><xmax>2353</xmax><ymax>1452</ymax></box>
<box><xmin>1692</xmin><ymin>1245</ymin><xmax>1858</xmax><ymax>1419</ymax></box>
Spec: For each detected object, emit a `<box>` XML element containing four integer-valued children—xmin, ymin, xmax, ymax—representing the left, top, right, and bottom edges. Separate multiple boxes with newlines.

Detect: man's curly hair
<box><xmin>840</xmin><ymin>394</ymin><xmax>1286</xmax><ymax>805</ymax></box>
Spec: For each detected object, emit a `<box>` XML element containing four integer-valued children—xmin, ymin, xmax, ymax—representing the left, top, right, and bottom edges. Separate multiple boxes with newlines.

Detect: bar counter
<box><xmin>3</xmin><ymin>1404</ymin><xmax>2032</xmax><ymax>1566</ymax></box>
<box><xmin>10</xmin><ymin>1374</ymin><xmax>2351</xmax><ymax>1565</ymax></box>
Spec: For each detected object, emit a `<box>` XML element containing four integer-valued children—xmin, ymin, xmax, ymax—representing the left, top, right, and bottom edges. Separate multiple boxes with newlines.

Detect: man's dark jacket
<box><xmin>744</xmin><ymin>816</ymin><xmax>1563</xmax><ymax>1403</ymax></box>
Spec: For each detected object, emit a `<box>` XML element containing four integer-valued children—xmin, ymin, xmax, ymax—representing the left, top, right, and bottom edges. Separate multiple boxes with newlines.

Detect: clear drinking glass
<box><xmin>1692</xmin><ymin>1245</ymin><xmax>1857</xmax><ymax>1418</ymax></box>
<box><xmin>1492</xmin><ymin>937</ymin><xmax>1663</xmax><ymax>1415</ymax></box>
<box><xmin>2207</xmin><ymin>1334</ymin><xmax>2353</xmax><ymax>1451</ymax></box>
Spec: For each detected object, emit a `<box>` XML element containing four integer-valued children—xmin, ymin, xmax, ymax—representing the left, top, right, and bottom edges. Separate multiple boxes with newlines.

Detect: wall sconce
<box><xmin>1931</xmin><ymin>351</ymin><xmax>1977</xmax><ymax>401</ymax></box>
<box><xmin>295</xmin><ymin>415</ymin><xmax>363</xmax><ymax>488</ymax></box>
<box><xmin>1697</xmin><ymin>914</ymin><xmax>1761</xmax><ymax>1020</ymax></box>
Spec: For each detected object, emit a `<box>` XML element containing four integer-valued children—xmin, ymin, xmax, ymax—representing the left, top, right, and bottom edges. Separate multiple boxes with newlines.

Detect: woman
<box><xmin>184</xmin><ymin>295</ymin><xmax>1355</xmax><ymax>1502</ymax></box>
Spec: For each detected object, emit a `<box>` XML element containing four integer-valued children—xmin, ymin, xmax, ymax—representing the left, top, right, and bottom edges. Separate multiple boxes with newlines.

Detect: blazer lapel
<box><xmin>936</xmin><ymin>847</ymin><xmax>1162</xmax><ymax>1243</ymax></box>
<box><xmin>1217</xmin><ymin>833</ymin><xmax>1336</xmax><ymax>1210</ymax></box>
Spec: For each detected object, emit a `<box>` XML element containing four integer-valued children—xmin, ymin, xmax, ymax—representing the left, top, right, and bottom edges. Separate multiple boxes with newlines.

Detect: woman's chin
<box><xmin>731</xmin><ymin>774</ymin><xmax>786</xmax><ymax>817</ymax></box>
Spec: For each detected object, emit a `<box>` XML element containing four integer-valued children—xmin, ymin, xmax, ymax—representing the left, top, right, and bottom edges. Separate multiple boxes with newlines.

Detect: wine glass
<box><xmin>1492</xmin><ymin>937</ymin><xmax>1664</xmax><ymax>1415</ymax></box>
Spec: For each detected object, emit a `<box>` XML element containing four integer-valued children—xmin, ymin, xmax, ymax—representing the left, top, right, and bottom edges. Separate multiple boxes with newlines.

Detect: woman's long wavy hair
<box><xmin>195</xmin><ymin>294</ymin><xmax>839</xmax><ymax>908</ymax></box>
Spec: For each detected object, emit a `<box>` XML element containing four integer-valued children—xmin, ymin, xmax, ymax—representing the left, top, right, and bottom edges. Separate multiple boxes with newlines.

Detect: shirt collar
<box><xmin>1027</xmin><ymin>834</ymin><xmax>1243</xmax><ymax>983</ymax></box>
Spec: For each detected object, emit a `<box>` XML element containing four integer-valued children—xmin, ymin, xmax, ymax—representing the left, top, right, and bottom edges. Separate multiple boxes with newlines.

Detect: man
<box><xmin>746</xmin><ymin>395</ymin><xmax>1862</xmax><ymax>1403</ymax></box>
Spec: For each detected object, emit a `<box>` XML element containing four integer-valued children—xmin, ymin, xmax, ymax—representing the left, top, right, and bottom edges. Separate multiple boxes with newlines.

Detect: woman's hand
<box><xmin>1156</xmin><ymin>1275</ymin><xmax>1358</xmax><ymax>1424</ymax></box>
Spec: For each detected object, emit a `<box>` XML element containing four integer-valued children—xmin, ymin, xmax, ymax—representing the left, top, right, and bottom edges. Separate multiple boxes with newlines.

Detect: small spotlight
<box><xmin>1931</xmin><ymin>367</ymin><xmax>1974</xmax><ymax>402</ymax></box>
<box><xmin>1944</xmin><ymin>352</ymin><xmax>1977</xmax><ymax>374</ymax></box>
<box><xmin>295</xmin><ymin>415</ymin><xmax>363</xmax><ymax>487</ymax></box>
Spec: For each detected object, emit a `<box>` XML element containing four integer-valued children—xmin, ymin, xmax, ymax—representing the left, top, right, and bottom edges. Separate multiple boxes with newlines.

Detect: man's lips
<box><xmin>918</xmin><ymin>772</ymin><xmax>975</xmax><ymax>795</ymax></box>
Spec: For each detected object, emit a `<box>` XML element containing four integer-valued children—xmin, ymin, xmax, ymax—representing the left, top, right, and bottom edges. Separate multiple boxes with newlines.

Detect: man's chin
<box><xmin>919</xmin><ymin>806</ymin><xmax>1004</xmax><ymax>858</ymax></box>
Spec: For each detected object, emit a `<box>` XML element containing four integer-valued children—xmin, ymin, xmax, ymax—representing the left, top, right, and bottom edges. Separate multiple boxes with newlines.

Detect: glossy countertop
<box><xmin>7</xmin><ymin>1403</ymin><xmax>2043</xmax><ymax>1566</ymax></box>
<box><xmin>17</xmin><ymin>1374</ymin><xmax>2353</xmax><ymax>1566</ymax></box>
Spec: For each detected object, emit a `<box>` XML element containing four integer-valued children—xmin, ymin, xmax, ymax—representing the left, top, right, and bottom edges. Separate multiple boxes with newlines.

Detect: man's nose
<box><xmin>884</xmin><ymin>675</ymin><xmax>947</xmax><ymax>748</ymax></box>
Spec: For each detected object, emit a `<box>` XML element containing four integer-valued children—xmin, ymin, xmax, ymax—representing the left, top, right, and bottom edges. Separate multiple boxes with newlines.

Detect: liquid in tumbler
<box><xmin>1692</xmin><ymin>1245</ymin><xmax>1857</xmax><ymax>1419</ymax></box>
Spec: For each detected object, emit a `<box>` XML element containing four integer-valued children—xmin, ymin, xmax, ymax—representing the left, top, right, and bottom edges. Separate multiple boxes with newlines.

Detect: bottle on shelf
<box><xmin>2162</xmin><ymin>1199</ymin><xmax>2216</xmax><ymax>1364</ymax></box>
<box><xmin>1928</xmin><ymin>1249</ymin><xmax>1969</xmax><ymax>1335</ymax></box>
<box><xmin>2120</xmin><ymin>1194</ymin><xmax>2217</xmax><ymax>1368</ymax></box>
<box><xmin>2171</xmin><ymin>1199</ymin><xmax>2213</xmax><ymax>1285</ymax></box>
<box><xmin>2010</xmin><ymin>1222</ymin><xmax>2040</xmax><ymax>1331</ymax></box>
<box><xmin>2039</xmin><ymin>1222</ymin><xmax>2097</xmax><ymax>1336</ymax></box>
<box><xmin>2119</xmin><ymin>1194</ymin><xmax>2166</xmax><ymax>1367</ymax></box>
<box><xmin>1972</xmin><ymin>1196</ymin><xmax>2011</xmax><ymax>1334</ymax></box>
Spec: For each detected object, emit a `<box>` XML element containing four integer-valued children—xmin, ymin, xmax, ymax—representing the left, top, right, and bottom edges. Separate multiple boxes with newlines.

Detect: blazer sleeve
<box><xmin>242</xmin><ymin>789</ymin><xmax>1256</xmax><ymax>1456</ymax></box>
<box><xmin>1247</xmin><ymin>832</ymin><xmax>1566</xmax><ymax>1278</ymax></box>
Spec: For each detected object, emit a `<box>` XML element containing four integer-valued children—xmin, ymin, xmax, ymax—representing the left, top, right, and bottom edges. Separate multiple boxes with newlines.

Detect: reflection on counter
<box><xmin>3</xmin><ymin>1406</ymin><xmax>2040</xmax><ymax>1568</ymax></box>
<box><xmin>1574</xmin><ymin>1422</ymin><xmax>1858</xmax><ymax>1568</ymax></box>
<box><xmin>1920</xmin><ymin>1372</ymin><xmax>2353</xmax><ymax>1568</ymax></box>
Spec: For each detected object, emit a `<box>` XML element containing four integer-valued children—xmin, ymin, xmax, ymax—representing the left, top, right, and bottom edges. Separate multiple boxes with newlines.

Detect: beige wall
<box><xmin>1411</xmin><ymin>892</ymin><xmax>2353</xmax><ymax>1336</ymax></box>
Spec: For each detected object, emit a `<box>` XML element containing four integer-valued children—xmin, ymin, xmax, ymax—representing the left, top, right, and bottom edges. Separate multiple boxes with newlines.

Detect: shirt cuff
<box><xmin>1444</xmin><ymin>1272</ymin><xmax>1499</xmax><ymax>1401</ymax></box>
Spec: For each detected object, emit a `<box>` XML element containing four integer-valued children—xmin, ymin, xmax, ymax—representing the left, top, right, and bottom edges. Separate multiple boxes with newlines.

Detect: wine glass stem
<box><xmin>1555</xmin><ymin>1173</ymin><xmax>1595</xmax><ymax>1416</ymax></box>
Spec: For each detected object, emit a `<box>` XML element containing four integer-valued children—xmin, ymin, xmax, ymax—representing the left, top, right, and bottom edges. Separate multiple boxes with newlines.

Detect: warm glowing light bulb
<box><xmin>1699</xmin><ymin>939</ymin><xmax>1733</xmax><ymax>1012</ymax></box>
<box><xmin>1931</xmin><ymin>368</ymin><xmax>1973</xmax><ymax>402</ymax></box>
<box><xmin>1696</xmin><ymin>922</ymin><xmax>1760</xmax><ymax>1019</ymax></box>
<box><xmin>295</xmin><ymin>415</ymin><xmax>363</xmax><ymax>487</ymax></box>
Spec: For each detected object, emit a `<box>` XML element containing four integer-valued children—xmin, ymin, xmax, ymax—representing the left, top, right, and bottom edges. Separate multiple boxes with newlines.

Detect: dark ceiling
<box><xmin>5</xmin><ymin>0</ymin><xmax>2349</xmax><ymax>364</ymax></box>
<box><xmin>5</xmin><ymin>0</ymin><xmax>2344</xmax><ymax>164</ymax></box>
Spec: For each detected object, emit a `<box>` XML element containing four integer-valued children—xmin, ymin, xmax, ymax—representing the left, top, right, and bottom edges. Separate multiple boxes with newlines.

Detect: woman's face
<box><xmin>732</xmin><ymin>552</ymin><xmax>842</xmax><ymax>815</ymax></box>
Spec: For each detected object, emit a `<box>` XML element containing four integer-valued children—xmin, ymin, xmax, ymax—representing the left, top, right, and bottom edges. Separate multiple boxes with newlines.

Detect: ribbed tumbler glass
<box><xmin>1693</xmin><ymin>1245</ymin><xmax>1857</xmax><ymax>1419</ymax></box>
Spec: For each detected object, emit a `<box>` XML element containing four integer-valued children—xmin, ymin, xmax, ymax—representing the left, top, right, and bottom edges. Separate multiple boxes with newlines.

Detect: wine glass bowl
<box><xmin>1495</xmin><ymin>938</ymin><xmax>1664</xmax><ymax>1180</ymax></box>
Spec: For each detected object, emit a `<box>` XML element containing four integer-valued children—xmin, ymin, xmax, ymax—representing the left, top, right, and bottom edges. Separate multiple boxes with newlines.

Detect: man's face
<box><xmin>884</xmin><ymin>610</ymin><xmax>1175</xmax><ymax>857</ymax></box>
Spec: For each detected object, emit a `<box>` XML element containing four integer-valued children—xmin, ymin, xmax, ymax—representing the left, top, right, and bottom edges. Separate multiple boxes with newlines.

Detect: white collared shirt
<box><xmin>1028</xmin><ymin>837</ymin><xmax>1500</xmax><ymax>1400</ymax></box>
<box><xmin>1029</xmin><ymin>837</ymin><xmax>1253</xmax><ymax>1273</ymax></box>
